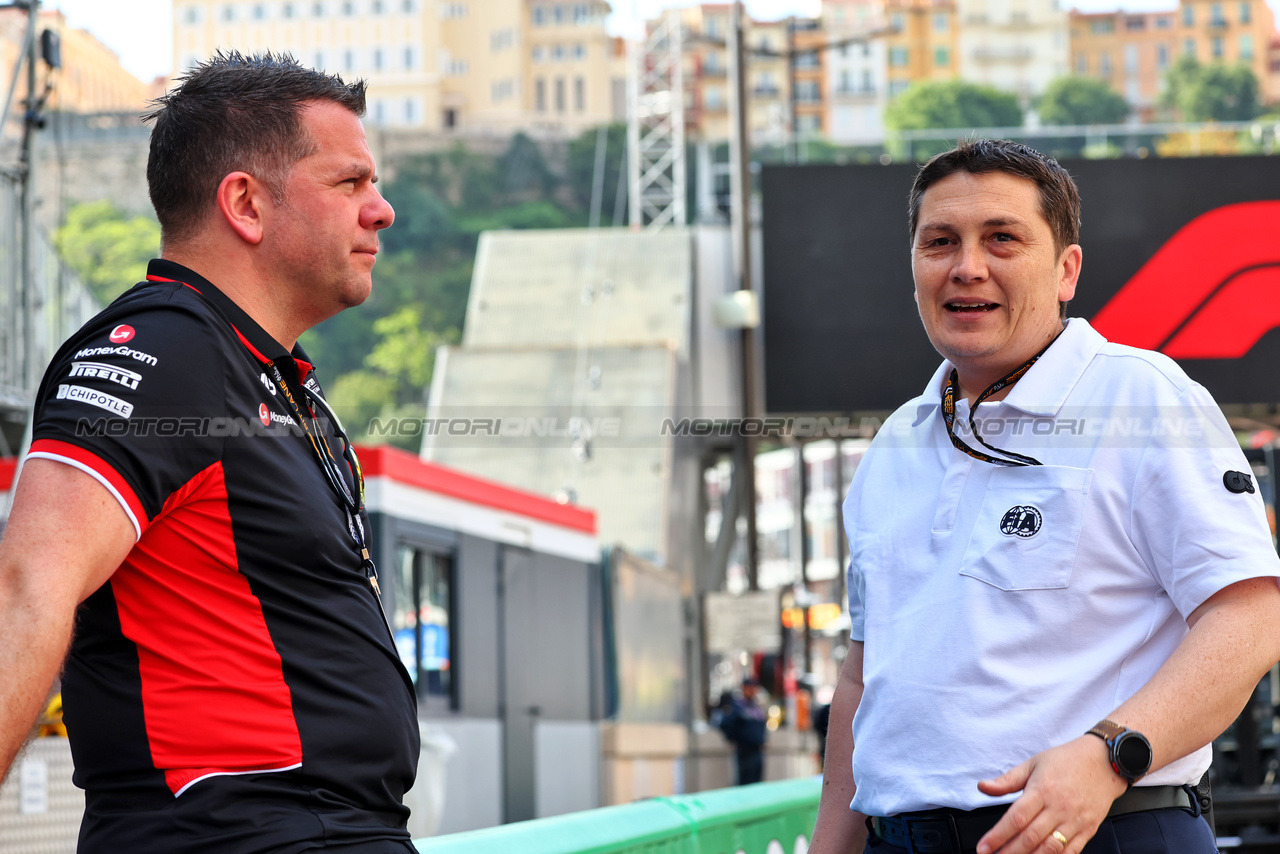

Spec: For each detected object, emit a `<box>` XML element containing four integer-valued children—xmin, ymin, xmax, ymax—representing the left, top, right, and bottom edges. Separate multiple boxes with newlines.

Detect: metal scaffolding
<box><xmin>627</xmin><ymin>8</ymin><xmax>686</xmax><ymax>231</ymax></box>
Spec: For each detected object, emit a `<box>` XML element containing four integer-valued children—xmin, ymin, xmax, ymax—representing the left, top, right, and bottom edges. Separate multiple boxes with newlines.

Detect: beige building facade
<box><xmin>666</xmin><ymin>4</ymin><xmax>794</xmax><ymax>144</ymax></box>
<box><xmin>172</xmin><ymin>0</ymin><xmax>618</xmax><ymax>135</ymax></box>
<box><xmin>957</xmin><ymin>0</ymin><xmax>1069</xmax><ymax>104</ymax></box>
<box><xmin>0</xmin><ymin>9</ymin><xmax>149</xmax><ymax>119</ymax></box>
<box><xmin>1070</xmin><ymin>0</ymin><xmax>1280</xmax><ymax>113</ymax></box>
<box><xmin>882</xmin><ymin>0</ymin><xmax>959</xmax><ymax>97</ymax></box>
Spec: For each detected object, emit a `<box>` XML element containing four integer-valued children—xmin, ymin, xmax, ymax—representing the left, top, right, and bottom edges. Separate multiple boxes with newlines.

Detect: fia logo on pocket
<box><xmin>1000</xmin><ymin>505</ymin><xmax>1043</xmax><ymax>538</ymax></box>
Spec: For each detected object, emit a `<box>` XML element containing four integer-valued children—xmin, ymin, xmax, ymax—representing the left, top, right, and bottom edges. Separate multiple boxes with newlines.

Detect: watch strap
<box><xmin>1087</xmin><ymin>719</ymin><xmax>1127</xmax><ymax>742</ymax></box>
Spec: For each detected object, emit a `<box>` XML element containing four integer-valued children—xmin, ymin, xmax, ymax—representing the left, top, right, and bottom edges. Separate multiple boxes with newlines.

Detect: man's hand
<box><xmin>975</xmin><ymin>734</ymin><xmax>1128</xmax><ymax>854</ymax></box>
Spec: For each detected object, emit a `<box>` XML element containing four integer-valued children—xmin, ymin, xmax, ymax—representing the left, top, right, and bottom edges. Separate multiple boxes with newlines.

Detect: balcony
<box><xmin>752</xmin><ymin>86</ymin><xmax>782</xmax><ymax>98</ymax></box>
<box><xmin>971</xmin><ymin>46</ymin><xmax>1034</xmax><ymax>62</ymax></box>
<box><xmin>834</xmin><ymin>84</ymin><xmax>879</xmax><ymax>99</ymax></box>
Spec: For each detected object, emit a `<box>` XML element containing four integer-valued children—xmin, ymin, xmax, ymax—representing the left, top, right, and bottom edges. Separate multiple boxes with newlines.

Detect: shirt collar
<box><xmin>919</xmin><ymin>318</ymin><xmax>1107</xmax><ymax>417</ymax></box>
<box><xmin>146</xmin><ymin>258</ymin><xmax>315</xmax><ymax>374</ymax></box>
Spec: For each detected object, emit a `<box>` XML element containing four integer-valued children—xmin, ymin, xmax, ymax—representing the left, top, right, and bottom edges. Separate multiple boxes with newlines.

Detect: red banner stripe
<box><xmin>1091</xmin><ymin>201</ymin><xmax>1280</xmax><ymax>353</ymax></box>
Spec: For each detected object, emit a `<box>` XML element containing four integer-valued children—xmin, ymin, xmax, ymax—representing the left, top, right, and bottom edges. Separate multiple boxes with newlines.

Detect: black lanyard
<box><xmin>264</xmin><ymin>358</ymin><xmax>382</xmax><ymax>596</ymax></box>
<box><xmin>940</xmin><ymin>333</ymin><xmax>1061</xmax><ymax>468</ymax></box>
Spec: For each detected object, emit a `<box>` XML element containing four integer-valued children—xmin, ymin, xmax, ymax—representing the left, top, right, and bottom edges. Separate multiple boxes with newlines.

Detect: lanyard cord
<box><xmin>265</xmin><ymin>359</ymin><xmax>381</xmax><ymax>593</ymax></box>
<box><xmin>940</xmin><ymin>331</ymin><xmax>1062</xmax><ymax>468</ymax></box>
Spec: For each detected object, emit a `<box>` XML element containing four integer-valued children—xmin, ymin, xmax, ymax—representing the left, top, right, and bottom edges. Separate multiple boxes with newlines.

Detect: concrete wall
<box><xmin>600</xmin><ymin>722</ymin><xmax>688</xmax><ymax>804</ymax></box>
<box><xmin>535</xmin><ymin>721</ymin><xmax>601</xmax><ymax>818</ymax></box>
<box><xmin>0</xmin><ymin>737</ymin><xmax>82</xmax><ymax>854</ymax></box>
<box><xmin>415</xmin><ymin>718</ymin><xmax>504</xmax><ymax>837</ymax></box>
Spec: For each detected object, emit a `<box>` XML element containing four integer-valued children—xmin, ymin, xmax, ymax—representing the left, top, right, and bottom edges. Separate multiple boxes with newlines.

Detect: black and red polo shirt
<box><xmin>30</xmin><ymin>259</ymin><xmax>418</xmax><ymax>853</ymax></box>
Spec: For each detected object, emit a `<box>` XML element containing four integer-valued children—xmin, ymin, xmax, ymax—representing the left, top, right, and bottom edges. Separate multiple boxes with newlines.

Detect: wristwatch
<box><xmin>1086</xmin><ymin>719</ymin><xmax>1153</xmax><ymax>786</ymax></box>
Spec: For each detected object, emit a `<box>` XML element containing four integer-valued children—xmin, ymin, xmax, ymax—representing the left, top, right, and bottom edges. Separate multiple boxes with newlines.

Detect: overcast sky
<box><xmin>48</xmin><ymin>0</ymin><xmax>1275</xmax><ymax>83</ymax></box>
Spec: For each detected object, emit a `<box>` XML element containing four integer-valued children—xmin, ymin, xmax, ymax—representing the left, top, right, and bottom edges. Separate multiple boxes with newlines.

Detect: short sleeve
<box><xmin>1130</xmin><ymin>383</ymin><xmax>1280</xmax><ymax>618</ymax></box>
<box><xmin>847</xmin><ymin>557</ymin><xmax>866</xmax><ymax>642</ymax></box>
<box><xmin>843</xmin><ymin>472</ymin><xmax>867</xmax><ymax>642</ymax></box>
<box><xmin>29</xmin><ymin>306</ymin><xmax>227</xmax><ymax>541</ymax></box>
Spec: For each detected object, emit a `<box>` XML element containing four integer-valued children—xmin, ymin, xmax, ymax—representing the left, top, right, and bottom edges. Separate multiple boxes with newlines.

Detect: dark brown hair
<box><xmin>908</xmin><ymin>138</ymin><xmax>1081</xmax><ymax>255</ymax></box>
<box><xmin>142</xmin><ymin>51</ymin><xmax>366</xmax><ymax>244</ymax></box>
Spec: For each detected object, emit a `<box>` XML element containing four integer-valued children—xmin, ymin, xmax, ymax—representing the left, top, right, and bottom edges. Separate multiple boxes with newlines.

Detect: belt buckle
<box><xmin>904</xmin><ymin>814</ymin><xmax>962</xmax><ymax>854</ymax></box>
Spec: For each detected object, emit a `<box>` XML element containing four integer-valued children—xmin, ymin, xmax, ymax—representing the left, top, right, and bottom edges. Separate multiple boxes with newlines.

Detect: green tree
<box><xmin>884</xmin><ymin>80</ymin><xmax>1023</xmax><ymax>132</ymax></box>
<box><xmin>499</xmin><ymin>132</ymin><xmax>559</xmax><ymax>202</ymax></box>
<box><xmin>1038</xmin><ymin>76</ymin><xmax>1130</xmax><ymax>126</ymax></box>
<box><xmin>1161</xmin><ymin>55</ymin><xmax>1259</xmax><ymax>121</ymax></box>
<box><xmin>54</xmin><ymin>201</ymin><xmax>161</xmax><ymax>304</ymax></box>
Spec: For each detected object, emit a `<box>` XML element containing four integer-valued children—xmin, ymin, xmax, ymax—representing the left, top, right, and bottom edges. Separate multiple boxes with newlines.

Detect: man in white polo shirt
<box><xmin>810</xmin><ymin>139</ymin><xmax>1280</xmax><ymax>854</ymax></box>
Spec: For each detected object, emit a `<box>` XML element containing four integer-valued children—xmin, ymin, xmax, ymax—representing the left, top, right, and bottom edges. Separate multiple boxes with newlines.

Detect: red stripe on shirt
<box><xmin>28</xmin><ymin>439</ymin><xmax>149</xmax><ymax>536</ymax></box>
<box><xmin>145</xmin><ymin>274</ymin><xmax>202</xmax><ymax>296</ymax></box>
<box><xmin>109</xmin><ymin>461</ymin><xmax>303</xmax><ymax>796</ymax></box>
<box><xmin>230</xmin><ymin>325</ymin><xmax>272</xmax><ymax>365</ymax></box>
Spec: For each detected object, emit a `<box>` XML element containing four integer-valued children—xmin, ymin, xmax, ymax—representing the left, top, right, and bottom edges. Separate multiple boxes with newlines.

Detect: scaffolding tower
<box><xmin>627</xmin><ymin>9</ymin><xmax>686</xmax><ymax>231</ymax></box>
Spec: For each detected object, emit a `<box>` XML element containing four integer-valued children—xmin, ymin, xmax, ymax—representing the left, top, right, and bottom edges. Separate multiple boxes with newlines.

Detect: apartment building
<box><xmin>882</xmin><ymin>0</ymin><xmax>959</xmax><ymax>98</ymax></box>
<box><xmin>791</xmin><ymin>17</ymin><xmax>827</xmax><ymax>138</ymax></box>
<box><xmin>822</xmin><ymin>0</ymin><xmax>888</xmax><ymax>143</ymax></box>
<box><xmin>0</xmin><ymin>9</ymin><xmax>149</xmax><ymax>117</ymax></box>
<box><xmin>957</xmin><ymin>0</ymin><xmax>1068</xmax><ymax>104</ymax></box>
<box><xmin>667</xmin><ymin>5</ymin><xmax>792</xmax><ymax>144</ymax></box>
<box><xmin>172</xmin><ymin>0</ymin><xmax>618</xmax><ymax>135</ymax></box>
<box><xmin>1071</xmin><ymin>0</ymin><xmax>1280</xmax><ymax>113</ymax></box>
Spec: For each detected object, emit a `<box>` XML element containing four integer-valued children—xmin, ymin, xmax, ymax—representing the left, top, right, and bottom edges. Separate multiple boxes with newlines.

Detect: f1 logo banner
<box><xmin>761</xmin><ymin>156</ymin><xmax>1280</xmax><ymax>413</ymax></box>
<box><xmin>1090</xmin><ymin>201</ymin><xmax>1280</xmax><ymax>360</ymax></box>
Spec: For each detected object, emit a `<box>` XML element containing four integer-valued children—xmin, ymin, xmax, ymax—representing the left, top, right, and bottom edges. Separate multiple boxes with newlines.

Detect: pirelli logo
<box><xmin>69</xmin><ymin>361</ymin><xmax>142</xmax><ymax>390</ymax></box>
<box><xmin>57</xmin><ymin>384</ymin><xmax>134</xmax><ymax>418</ymax></box>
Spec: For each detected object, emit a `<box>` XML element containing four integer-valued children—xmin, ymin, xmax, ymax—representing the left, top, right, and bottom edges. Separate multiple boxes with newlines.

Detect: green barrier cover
<box><xmin>413</xmin><ymin>776</ymin><xmax>822</xmax><ymax>854</ymax></box>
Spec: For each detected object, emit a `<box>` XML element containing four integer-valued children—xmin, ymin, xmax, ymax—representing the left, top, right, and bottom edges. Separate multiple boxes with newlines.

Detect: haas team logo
<box><xmin>1000</xmin><ymin>505</ymin><xmax>1043</xmax><ymax>538</ymax></box>
<box><xmin>1091</xmin><ymin>202</ymin><xmax>1280</xmax><ymax>359</ymax></box>
<box><xmin>109</xmin><ymin>324</ymin><xmax>135</xmax><ymax>344</ymax></box>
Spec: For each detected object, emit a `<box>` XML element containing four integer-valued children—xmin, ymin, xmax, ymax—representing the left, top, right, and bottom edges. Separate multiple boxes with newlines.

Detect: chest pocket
<box><xmin>960</xmin><ymin>464</ymin><xmax>1093</xmax><ymax>591</ymax></box>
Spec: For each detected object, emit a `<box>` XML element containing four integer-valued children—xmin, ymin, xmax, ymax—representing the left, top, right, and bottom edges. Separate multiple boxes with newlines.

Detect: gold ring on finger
<box><xmin>1051</xmin><ymin>830</ymin><xmax>1069</xmax><ymax>846</ymax></box>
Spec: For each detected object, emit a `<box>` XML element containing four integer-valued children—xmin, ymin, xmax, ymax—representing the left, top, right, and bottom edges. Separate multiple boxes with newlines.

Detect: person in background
<box><xmin>719</xmin><ymin>677</ymin><xmax>769</xmax><ymax>786</ymax></box>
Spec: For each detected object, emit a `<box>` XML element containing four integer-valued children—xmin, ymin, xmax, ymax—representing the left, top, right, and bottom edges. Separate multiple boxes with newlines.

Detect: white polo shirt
<box><xmin>845</xmin><ymin>317</ymin><xmax>1280</xmax><ymax>818</ymax></box>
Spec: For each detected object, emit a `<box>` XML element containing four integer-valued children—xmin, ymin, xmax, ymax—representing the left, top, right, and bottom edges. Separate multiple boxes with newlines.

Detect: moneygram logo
<box><xmin>109</xmin><ymin>324</ymin><xmax>136</xmax><ymax>344</ymax></box>
<box><xmin>74</xmin><ymin>345</ymin><xmax>158</xmax><ymax>367</ymax></box>
<box><xmin>258</xmin><ymin>403</ymin><xmax>295</xmax><ymax>427</ymax></box>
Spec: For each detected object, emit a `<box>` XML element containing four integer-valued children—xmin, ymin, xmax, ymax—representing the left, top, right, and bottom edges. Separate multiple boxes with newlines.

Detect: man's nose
<box><xmin>951</xmin><ymin>242</ymin><xmax>987</xmax><ymax>283</ymax></box>
<box><xmin>365</xmin><ymin>189</ymin><xmax>395</xmax><ymax>231</ymax></box>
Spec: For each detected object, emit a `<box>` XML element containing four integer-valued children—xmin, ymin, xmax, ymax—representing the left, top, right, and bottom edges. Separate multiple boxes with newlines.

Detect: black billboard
<box><xmin>761</xmin><ymin>156</ymin><xmax>1280</xmax><ymax>413</ymax></box>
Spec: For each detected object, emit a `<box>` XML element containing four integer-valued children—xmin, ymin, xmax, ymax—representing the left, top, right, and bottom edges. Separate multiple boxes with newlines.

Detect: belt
<box><xmin>870</xmin><ymin>786</ymin><xmax>1193</xmax><ymax>853</ymax></box>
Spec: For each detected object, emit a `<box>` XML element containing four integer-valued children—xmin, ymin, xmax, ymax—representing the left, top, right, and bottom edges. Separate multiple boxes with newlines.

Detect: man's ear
<box><xmin>1058</xmin><ymin>243</ymin><xmax>1082</xmax><ymax>303</ymax></box>
<box><xmin>215</xmin><ymin>172</ymin><xmax>269</xmax><ymax>245</ymax></box>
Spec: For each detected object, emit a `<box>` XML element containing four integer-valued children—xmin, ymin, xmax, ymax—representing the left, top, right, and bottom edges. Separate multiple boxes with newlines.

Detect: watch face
<box><xmin>1115</xmin><ymin>731</ymin><xmax>1153</xmax><ymax>776</ymax></box>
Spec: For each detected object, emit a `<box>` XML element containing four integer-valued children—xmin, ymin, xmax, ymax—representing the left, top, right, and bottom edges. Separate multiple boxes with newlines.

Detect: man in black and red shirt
<box><xmin>0</xmin><ymin>53</ymin><xmax>418</xmax><ymax>852</ymax></box>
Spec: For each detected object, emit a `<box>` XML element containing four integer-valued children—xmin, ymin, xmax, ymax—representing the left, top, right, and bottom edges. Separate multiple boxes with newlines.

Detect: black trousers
<box><xmin>865</xmin><ymin>807</ymin><xmax>1216</xmax><ymax>854</ymax></box>
<box><xmin>736</xmin><ymin>747</ymin><xmax>764</xmax><ymax>785</ymax></box>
